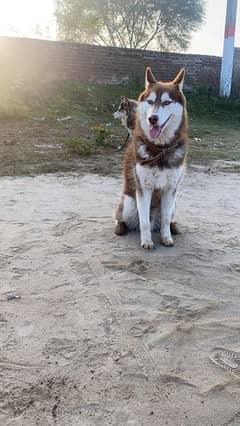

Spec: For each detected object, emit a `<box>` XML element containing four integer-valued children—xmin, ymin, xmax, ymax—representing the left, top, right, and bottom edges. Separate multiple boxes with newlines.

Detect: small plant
<box><xmin>93</xmin><ymin>124</ymin><xmax>111</xmax><ymax>145</ymax></box>
<box><xmin>64</xmin><ymin>137</ymin><xmax>94</xmax><ymax>156</ymax></box>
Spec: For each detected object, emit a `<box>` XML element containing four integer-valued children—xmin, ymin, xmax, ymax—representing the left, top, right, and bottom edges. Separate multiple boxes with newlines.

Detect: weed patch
<box><xmin>64</xmin><ymin>137</ymin><xmax>95</xmax><ymax>156</ymax></box>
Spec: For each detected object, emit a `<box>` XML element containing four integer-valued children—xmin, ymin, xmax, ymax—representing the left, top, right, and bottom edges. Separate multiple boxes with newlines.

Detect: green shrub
<box><xmin>93</xmin><ymin>124</ymin><xmax>111</xmax><ymax>144</ymax></box>
<box><xmin>64</xmin><ymin>137</ymin><xmax>95</xmax><ymax>156</ymax></box>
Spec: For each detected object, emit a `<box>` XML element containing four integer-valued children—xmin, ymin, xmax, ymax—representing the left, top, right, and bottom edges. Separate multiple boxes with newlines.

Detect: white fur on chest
<box><xmin>136</xmin><ymin>163</ymin><xmax>184</xmax><ymax>192</ymax></box>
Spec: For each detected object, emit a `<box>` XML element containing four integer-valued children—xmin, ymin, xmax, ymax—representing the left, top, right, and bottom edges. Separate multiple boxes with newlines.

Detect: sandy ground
<box><xmin>0</xmin><ymin>168</ymin><xmax>240</xmax><ymax>426</ymax></box>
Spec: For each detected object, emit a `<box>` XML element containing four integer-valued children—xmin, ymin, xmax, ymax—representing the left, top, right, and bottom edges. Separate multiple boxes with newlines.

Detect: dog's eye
<box><xmin>163</xmin><ymin>100</ymin><xmax>172</xmax><ymax>106</ymax></box>
<box><xmin>147</xmin><ymin>99</ymin><xmax>154</xmax><ymax>105</ymax></box>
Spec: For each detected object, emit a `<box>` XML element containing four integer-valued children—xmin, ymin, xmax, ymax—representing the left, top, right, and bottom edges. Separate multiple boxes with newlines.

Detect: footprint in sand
<box><xmin>103</xmin><ymin>259</ymin><xmax>152</xmax><ymax>275</ymax></box>
<box><xmin>222</xmin><ymin>410</ymin><xmax>240</xmax><ymax>426</ymax></box>
<box><xmin>210</xmin><ymin>347</ymin><xmax>240</xmax><ymax>378</ymax></box>
<box><xmin>210</xmin><ymin>348</ymin><xmax>240</xmax><ymax>425</ymax></box>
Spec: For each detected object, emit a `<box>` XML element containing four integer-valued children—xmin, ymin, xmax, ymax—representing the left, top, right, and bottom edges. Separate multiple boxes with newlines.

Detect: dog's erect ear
<box><xmin>173</xmin><ymin>68</ymin><xmax>185</xmax><ymax>91</ymax></box>
<box><xmin>145</xmin><ymin>67</ymin><xmax>157</xmax><ymax>88</ymax></box>
<box><xmin>120</xmin><ymin>96</ymin><xmax>129</xmax><ymax>105</ymax></box>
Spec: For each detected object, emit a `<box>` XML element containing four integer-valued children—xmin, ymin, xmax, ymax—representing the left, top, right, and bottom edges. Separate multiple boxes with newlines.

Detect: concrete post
<box><xmin>220</xmin><ymin>0</ymin><xmax>238</xmax><ymax>97</ymax></box>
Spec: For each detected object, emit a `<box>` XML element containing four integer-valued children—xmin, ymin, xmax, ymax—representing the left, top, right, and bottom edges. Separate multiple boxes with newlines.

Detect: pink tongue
<box><xmin>150</xmin><ymin>126</ymin><xmax>161</xmax><ymax>139</ymax></box>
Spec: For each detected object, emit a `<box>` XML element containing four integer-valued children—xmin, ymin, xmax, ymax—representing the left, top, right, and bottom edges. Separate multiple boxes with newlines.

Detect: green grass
<box><xmin>0</xmin><ymin>80</ymin><xmax>239</xmax><ymax>176</ymax></box>
<box><xmin>64</xmin><ymin>137</ymin><xmax>95</xmax><ymax>156</ymax></box>
<box><xmin>185</xmin><ymin>87</ymin><xmax>240</xmax><ymax>163</ymax></box>
<box><xmin>0</xmin><ymin>96</ymin><xmax>31</xmax><ymax>120</ymax></box>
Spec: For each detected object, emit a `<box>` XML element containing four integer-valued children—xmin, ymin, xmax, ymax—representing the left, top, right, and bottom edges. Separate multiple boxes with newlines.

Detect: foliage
<box><xmin>93</xmin><ymin>124</ymin><xmax>111</xmax><ymax>144</ymax></box>
<box><xmin>55</xmin><ymin>0</ymin><xmax>205</xmax><ymax>51</ymax></box>
<box><xmin>0</xmin><ymin>96</ymin><xmax>30</xmax><ymax>120</ymax></box>
<box><xmin>186</xmin><ymin>86</ymin><xmax>240</xmax><ymax>126</ymax></box>
<box><xmin>64</xmin><ymin>137</ymin><xmax>95</xmax><ymax>156</ymax></box>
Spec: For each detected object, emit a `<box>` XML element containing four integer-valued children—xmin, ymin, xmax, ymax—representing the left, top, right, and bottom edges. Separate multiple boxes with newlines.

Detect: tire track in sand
<box><xmin>85</xmin><ymin>251</ymin><xmax>164</xmax><ymax>391</ymax></box>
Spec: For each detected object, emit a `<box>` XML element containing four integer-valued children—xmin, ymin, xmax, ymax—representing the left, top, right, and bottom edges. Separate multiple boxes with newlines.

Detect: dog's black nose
<box><xmin>149</xmin><ymin>115</ymin><xmax>158</xmax><ymax>125</ymax></box>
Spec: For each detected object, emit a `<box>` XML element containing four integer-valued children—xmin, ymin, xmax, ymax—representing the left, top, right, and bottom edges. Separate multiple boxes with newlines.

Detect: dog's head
<box><xmin>113</xmin><ymin>96</ymin><xmax>137</xmax><ymax>120</ymax></box>
<box><xmin>138</xmin><ymin>67</ymin><xmax>186</xmax><ymax>144</ymax></box>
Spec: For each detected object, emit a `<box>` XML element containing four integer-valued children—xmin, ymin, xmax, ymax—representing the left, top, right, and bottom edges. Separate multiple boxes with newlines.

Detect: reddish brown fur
<box><xmin>122</xmin><ymin>75</ymin><xmax>188</xmax><ymax>197</ymax></box>
<box><xmin>118</xmin><ymin>97</ymin><xmax>138</xmax><ymax>132</ymax></box>
<box><xmin>114</xmin><ymin>68</ymin><xmax>188</xmax><ymax>235</ymax></box>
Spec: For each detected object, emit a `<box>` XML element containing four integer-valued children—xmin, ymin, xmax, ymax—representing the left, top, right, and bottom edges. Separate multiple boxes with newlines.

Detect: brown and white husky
<box><xmin>113</xmin><ymin>96</ymin><xmax>138</xmax><ymax>137</ymax></box>
<box><xmin>114</xmin><ymin>67</ymin><xmax>188</xmax><ymax>249</ymax></box>
<box><xmin>113</xmin><ymin>96</ymin><xmax>138</xmax><ymax>150</ymax></box>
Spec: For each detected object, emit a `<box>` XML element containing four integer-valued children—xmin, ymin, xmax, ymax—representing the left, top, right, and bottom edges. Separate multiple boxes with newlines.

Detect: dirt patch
<box><xmin>0</xmin><ymin>170</ymin><xmax>240</xmax><ymax>425</ymax></box>
<box><xmin>0</xmin><ymin>119</ymin><xmax>125</xmax><ymax>177</ymax></box>
<box><xmin>1</xmin><ymin>117</ymin><xmax>240</xmax><ymax>180</ymax></box>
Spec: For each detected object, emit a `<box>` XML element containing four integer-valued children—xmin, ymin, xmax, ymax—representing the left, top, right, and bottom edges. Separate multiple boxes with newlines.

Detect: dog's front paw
<box><xmin>161</xmin><ymin>236</ymin><xmax>174</xmax><ymax>247</ymax></box>
<box><xmin>170</xmin><ymin>221</ymin><xmax>180</xmax><ymax>235</ymax></box>
<box><xmin>141</xmin><ymin>239</ymin><xmax>155</xmax><ymax>250</ymax></box>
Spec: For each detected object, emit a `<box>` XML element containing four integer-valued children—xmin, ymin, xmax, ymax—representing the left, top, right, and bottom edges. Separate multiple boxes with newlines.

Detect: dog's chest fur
<box><xmin>136</xmin><ymin>162</ymin><xmax>184</xmax><ymax>192</ymax></box>
<box><xmin>135</xmin><ymin>138</ymin><xmax>186</xmax><ymax>191</ymax></box>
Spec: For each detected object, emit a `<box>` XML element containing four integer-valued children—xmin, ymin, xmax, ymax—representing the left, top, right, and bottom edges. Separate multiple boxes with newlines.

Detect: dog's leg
<box><xmin>114</xmin><ymin>194</ymin><xmax>138</xmax><ymax>235</ymax></box>
<box><xmin>160</xmin><ymin>190</ymin><xmax>176</xmax><ymax>247</ymax></box>
<box><xmin>136</xmin><ymin>189</ymin><xmax>154</xmax><ymax>249</ymax></box>
<box><xmin>170</xmin><ymin>200</ymin><xmax>180</xmax><ymax>235</ymax></box>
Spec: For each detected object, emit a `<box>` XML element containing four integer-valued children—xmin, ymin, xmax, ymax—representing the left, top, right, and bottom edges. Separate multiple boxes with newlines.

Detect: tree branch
<box><xmin>140</xmin><ymin>12</ymin><xmax>163</xmax><ymax>50</ymax></box>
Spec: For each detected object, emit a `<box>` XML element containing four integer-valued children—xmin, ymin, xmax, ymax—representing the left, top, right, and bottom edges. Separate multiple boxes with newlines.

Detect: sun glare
<box><xmin>0</xmin><ymin>0</ymin><xmax>55</xmax><ymax>38</ymax></box>
<box><xmin>0</xmin><ymin>0</ymin><xmax>239</xmax><ymax>54</ymax></box>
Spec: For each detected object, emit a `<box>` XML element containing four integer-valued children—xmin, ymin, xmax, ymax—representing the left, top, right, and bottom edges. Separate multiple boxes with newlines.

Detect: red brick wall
<box><xmin>0</xmin><ymin>36</ymin><xmax>239</xmax><ymax>94</ymax></box>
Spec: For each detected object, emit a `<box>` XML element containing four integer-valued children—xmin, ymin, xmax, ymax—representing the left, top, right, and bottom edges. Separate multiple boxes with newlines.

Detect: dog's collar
<box><xmin>139</xmin><ymin>135</ymin><xmax>185</xmax><ymax>167</ymax></box>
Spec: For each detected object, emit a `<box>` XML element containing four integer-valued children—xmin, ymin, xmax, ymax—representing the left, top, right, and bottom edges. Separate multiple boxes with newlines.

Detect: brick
<box><xmin>0</xmin><ymin>36</ymin><xmax>239</xmax><ymax>93</ymax></box>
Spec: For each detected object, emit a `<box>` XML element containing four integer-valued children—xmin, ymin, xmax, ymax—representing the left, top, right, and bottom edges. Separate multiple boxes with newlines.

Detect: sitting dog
<box><xmin>114</xmin><ymin>67</ymin><xmax>187</xmax><ymax>248</ymax></box>
<box><xmin>113</xmin><ymin>97</ymin><xmax>138</xmax><ymax>149</ymax></box>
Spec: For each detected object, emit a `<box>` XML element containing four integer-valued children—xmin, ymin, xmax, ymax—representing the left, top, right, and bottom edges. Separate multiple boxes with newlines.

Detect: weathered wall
<box><xmin>0</xmin><ymin>36</ymin><xmax>239</xmax><ymax>94</ymax></box>
<box><xmin>233</xmin><ymin>48</ymin><xmax>240</xmax><ymax>93</ymax></box>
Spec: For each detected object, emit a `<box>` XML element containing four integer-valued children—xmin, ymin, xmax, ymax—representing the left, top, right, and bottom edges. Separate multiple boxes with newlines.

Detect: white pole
<box><xmin>220</xmin><ymin>0</ymin><xmax>238</xmax><ymax>97</ymax></box>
